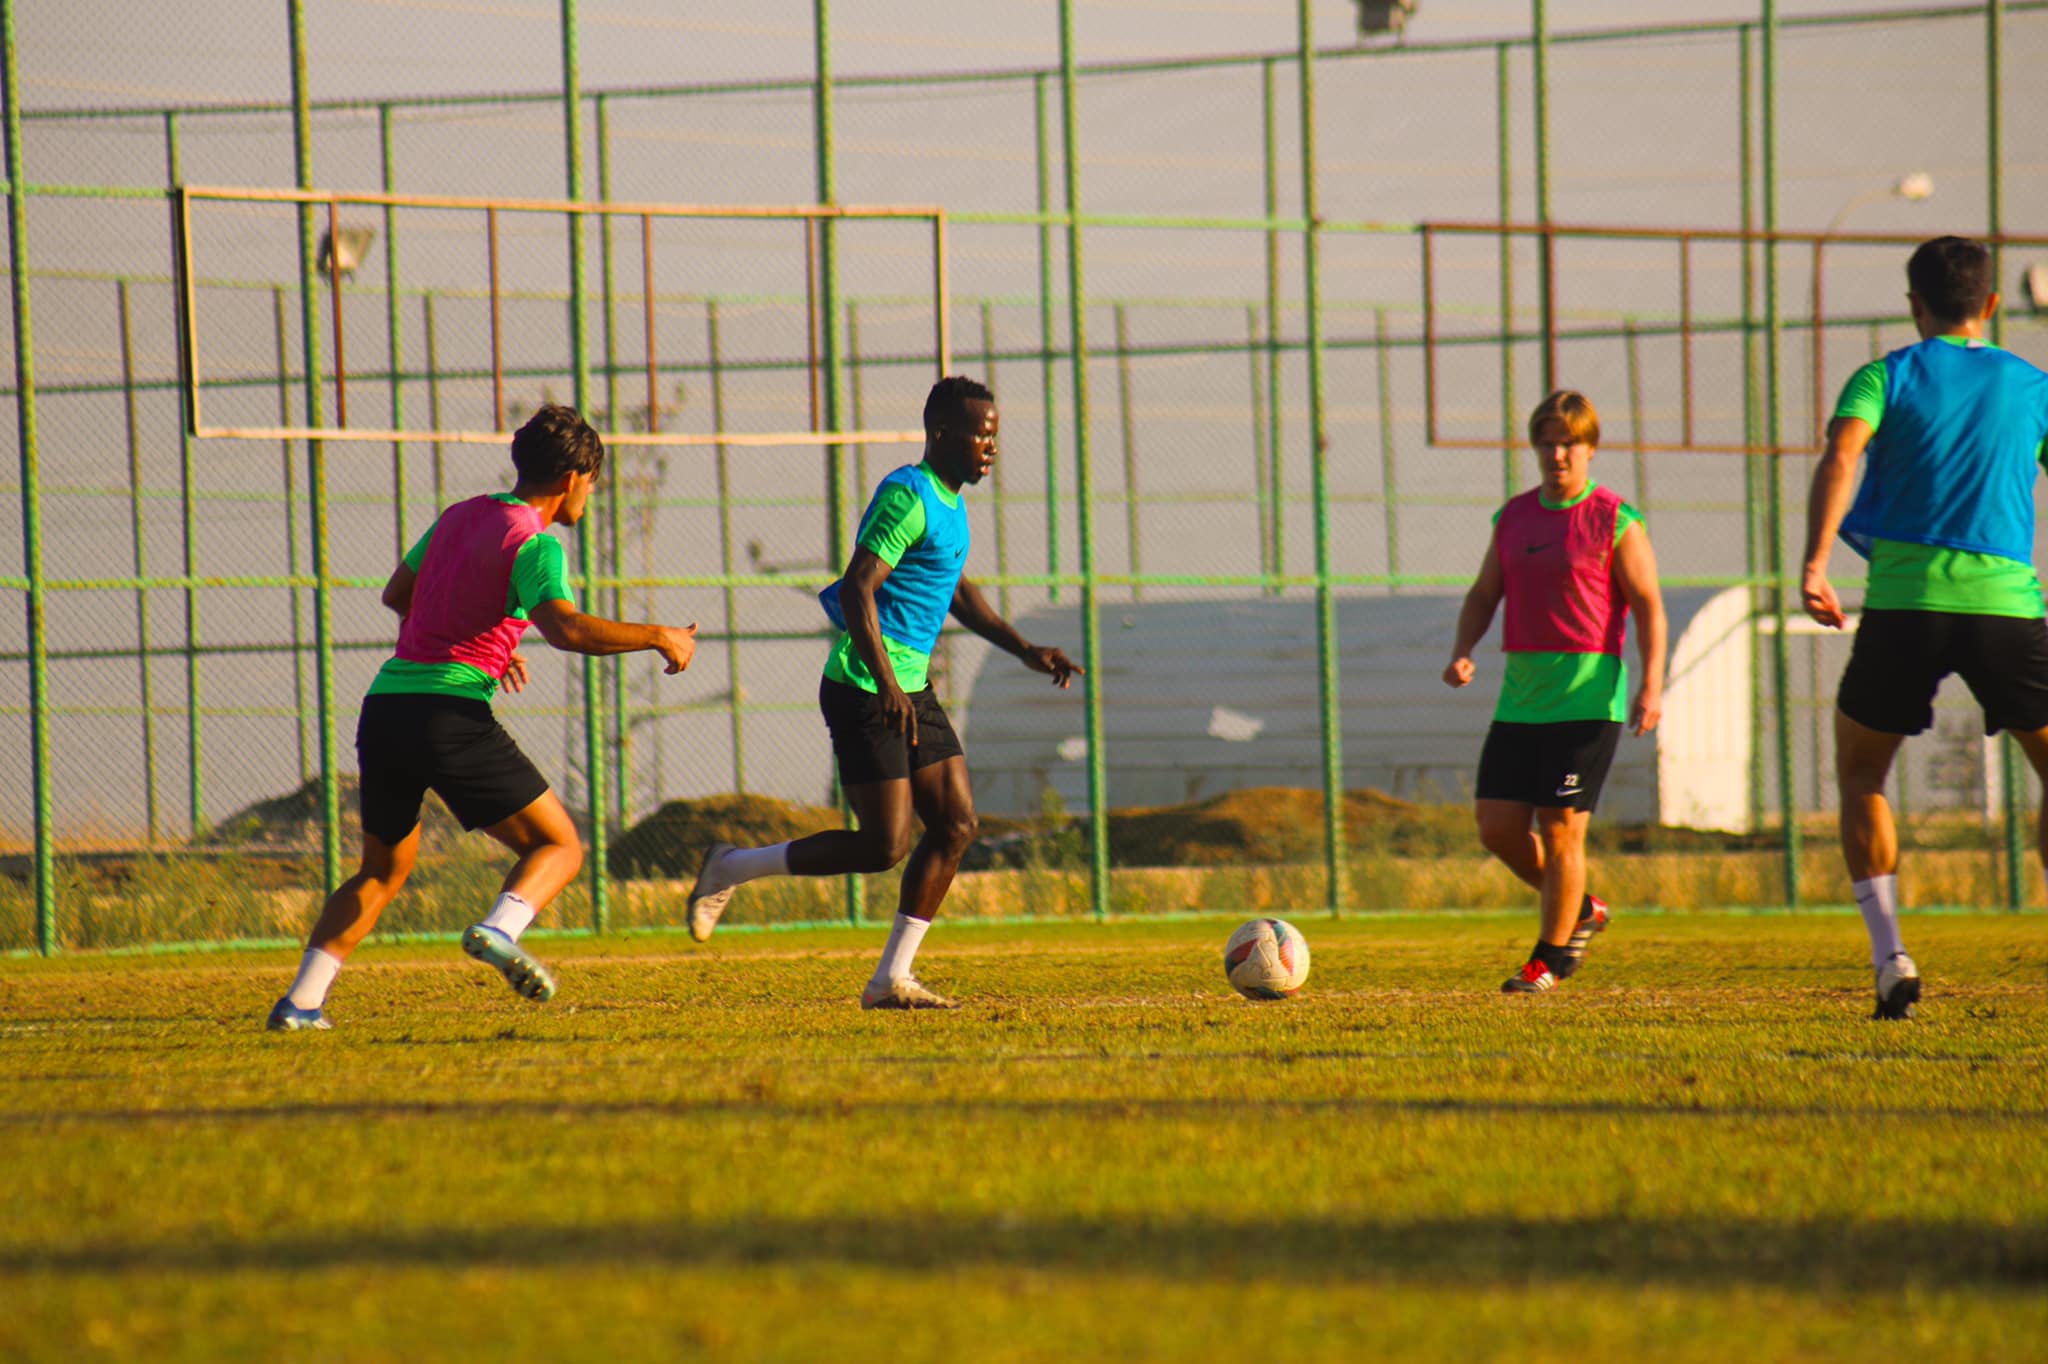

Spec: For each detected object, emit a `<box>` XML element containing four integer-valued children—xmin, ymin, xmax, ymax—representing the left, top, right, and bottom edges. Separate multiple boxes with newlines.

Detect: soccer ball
<box><xmin>1222</xmin><ymin>918</ymin><xmax>1310</xmax><ymax>1000</ymax></box>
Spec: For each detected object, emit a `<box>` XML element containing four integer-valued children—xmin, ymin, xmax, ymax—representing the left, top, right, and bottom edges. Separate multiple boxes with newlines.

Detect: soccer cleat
<box><xmin>860</xmin><ymin>976</ymin><xmax>960</xmax><ymax>1011</ymax></box>
<box><xmin>1501</xmin><ymin>959</ymin><xmax>1557</xmax><ymax>994</ymax></box>
<box><xmin>686</xmin><ymin>842</ymin><xmax>737</xmax><ymax>943</ymax></box>
<box><xmin>1559</xmin><ymin>894</ymin><xmax>1610</xmax><ymax>975</ymax></box>
<box><xmin>1874</xmin><ymin>951</ymin><xmax>1920</xmax><ymax>1021</ymax></box>
<box><xmin>461</xmin><ymin>924</ymin><xmax>557</xmax><ymax>1003</ymax></box>
<box><xmin>265</xmin><ymin>998</ymin><xmax>332</xmax><ymax>1032</ymax></box>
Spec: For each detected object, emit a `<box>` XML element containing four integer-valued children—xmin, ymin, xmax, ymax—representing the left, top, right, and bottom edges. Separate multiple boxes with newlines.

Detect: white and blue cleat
<box><xmin>265</xmin><ymin>998</ymin><xmax>332</xmax><ymax>1032</ymax></box>
<box><xmin>462</xmin><ymin>924</ymin><xmax>557</xmax><ymax>1002</ymax></box>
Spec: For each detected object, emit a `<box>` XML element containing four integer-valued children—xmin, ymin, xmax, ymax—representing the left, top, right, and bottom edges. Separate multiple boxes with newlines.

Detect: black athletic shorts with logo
<box><xmin>1838</xmin><ymin>608</ymin><xmax>2048</xmax><ymax>736</ymax></box>
<box><xmin>1474</xmin><ymin>718</ymin><xmax>1623</xmax><ymax>811</ymax></box>
<box><xmin>819</xmin><ymin>676</ymin><xmax>966</xmax><ymax>787</ymax></box>
<box><xmin>355</xmin><ymin>692</ymin><xmax>550</xmax><ymax>844</ymax></box>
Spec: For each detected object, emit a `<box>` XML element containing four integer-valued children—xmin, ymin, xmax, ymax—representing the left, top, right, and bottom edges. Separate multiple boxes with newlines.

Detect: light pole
<box><xmin>1823</xmin><ymin>172</ymin><xmax>1934</xmax><ymax>238</ymax></box>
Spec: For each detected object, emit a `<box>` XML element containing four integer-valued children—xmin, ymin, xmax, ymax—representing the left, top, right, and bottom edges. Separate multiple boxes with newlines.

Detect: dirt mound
<box><xmin>609</xmin><ymin>793</ymin><xmax>844</xmax><ymax>878</ymax></box>
<box><xmin>1110</xmin><ymin>786</ymin><xmax>1430</xmax><ymax>867</ymax></box>
<box><xmin>194</xmin><ymin>774</ymin><xmax>469</xmax><ymax>852</ymax></box>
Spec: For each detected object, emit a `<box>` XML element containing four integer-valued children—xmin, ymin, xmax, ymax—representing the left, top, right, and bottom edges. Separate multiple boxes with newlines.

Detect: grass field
<box><xmin>2</xmin><ymin>911</ymin><xmax>2044</xmax><ymax>1362</ymax></box>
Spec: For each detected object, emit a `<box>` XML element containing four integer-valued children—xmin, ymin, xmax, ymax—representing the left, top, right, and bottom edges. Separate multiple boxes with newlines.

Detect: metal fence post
<box><xmin>3</xmin><ymin>0</ymin><xmax>55</xmax><ymax>952</ymax></box>
<box><xmin>1299</xmin><ymin>0</ymin><xmax>1345</xmax><ymax>914</ymax></box>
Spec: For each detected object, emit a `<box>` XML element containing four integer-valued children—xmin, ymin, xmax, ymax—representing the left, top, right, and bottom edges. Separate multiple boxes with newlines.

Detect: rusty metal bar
<box><xmin>804</xmin><ymin>217</ymin><xmax>822</xmax><ymax>435</ymax></box>
<box><xmin>1811</xmin><ymin>237</ymin><xmax>1826</xmax><ymax>444</ymax></box>
<box><xmin>1679</xmin><ymin>234</ymin><xmax>1695</xmax><ymax>448</ymax></box>
<box><xmin>181</xmin><ymin>183</ymin><xmax>945</xmax><ymax>222</ymax></box>
<box><xmin>1542</xmin><ymin>222</ymin><xmax>1559</xmax><ymax>388</ymax></box>
<box><xmin>176</xmin><ymin>187</ymin><xmax>201</xmax><ymax>432</ymax></box>
<box><xmin>326</xmin><ymin>198</ymin><xmax>348</xmax><ymax>427</ymax></box>
<box><xmin>191</xmin><ymin>424</ymin><xmax>924</xmax><ymax>447</ymax></box>
<box><xmin>641</xmin><ymin>212</ymin><xmax>658</xmax><ymax>433</ymax></box>
<box><xmin>933</xmin><ymin>211</ymin><xmax>950</xmax><ymax>373</ymax></box>
<box><xmin>487</xmin><ymin>204</ymin><xmax>504</xmax><ymax>430</ymax></box>
<box><xmin>1421</xmin><ymin>224</ymin><xmax>1437</xmax><ymax>448</ymax></box>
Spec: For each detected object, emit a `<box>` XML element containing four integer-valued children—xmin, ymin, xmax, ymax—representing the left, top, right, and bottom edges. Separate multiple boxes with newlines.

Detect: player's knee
<box><xmin>857</xmin><ymin>825</ymin><xmax>913</xmax><ymax>872</ymax></box>
<box><xmin>933</xmin><ymin>807</ymin><xmax>979</xmax><ymax>855</ymax></box>
<box><xmin>1533</xmin><ymin>812</ymin><xmax>1586</xmax><ymax>854</ymax></box>
<box><xmin>1474</xmin><ymin>809</ymin><xmax>1523</xmax><ymax>855</ymax></box>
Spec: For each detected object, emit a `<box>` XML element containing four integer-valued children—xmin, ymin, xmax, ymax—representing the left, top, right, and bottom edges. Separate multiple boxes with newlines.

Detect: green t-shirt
<box><xmin>1493</xmin><ymin>481</ymin><xmax>1645</xmax><ymax>725</ymax></box>
<box><xmin>823</xmin><ymin>463</ymin><xmax>961</xmax><ymax>694</ymax></box>
<box><xmin>1835</xmin><ymin>335</ymin><xmax>2047</xmax><ymax>619</ymax></box>
<box><xmin>367</xmin><ymin>494</ymin><xmax>576</xmax><ymax>703</ymax></box>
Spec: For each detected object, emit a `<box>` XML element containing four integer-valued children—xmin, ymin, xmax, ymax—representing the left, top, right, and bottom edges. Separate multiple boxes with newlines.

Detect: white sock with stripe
<box><xmin>286</xmin><ymin>947</ymin><xmax>343</xmax><ymax>1010</ymax></box>
<box><xmin>1852</xmin><ymin>874</ymin><xmax>1903</xmax><ymax>970</ymax></box>
<box><xmin>481</xmin><ymin>892</ymin><xmax>536</xmax><ymax>940</ymax></box>
<box><xmin>867</xmin><ymin>914</ymin><xmax>931</xmax><ymax>992</ymax></box>
<box><xmin>716</xmin><ymin>843</ymin><xmax>790</xmax><ymax>888</ymax></box>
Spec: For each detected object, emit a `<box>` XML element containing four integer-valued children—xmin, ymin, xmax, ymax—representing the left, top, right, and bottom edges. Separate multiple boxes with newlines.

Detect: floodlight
<box><xmin>316</xmin><ymin>226</ymin><xmax>377</xmax><ymax>282</ymax></box>
<box><xmin>1354</xmin><ymin>0</ymin><xmax>1417</xmax><ymax>40</ymax></box>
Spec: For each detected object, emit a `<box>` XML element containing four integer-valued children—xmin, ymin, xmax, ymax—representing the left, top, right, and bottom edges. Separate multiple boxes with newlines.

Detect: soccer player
<box><xmin>265</xmin><ymin>405</ymin><xmax>699</xmax><ymax>1030</ymax></box>
<box><xmin>1800</xmin><ymin>235</ymin><xmax>2048</xmax><ymax>1021</ymax></box>
<box><xmin>1444</xmin><ymin>389</ymin><xmax>1667</xmax><ymax>994</ymax></box>
<box><xmin>683</xmin><ymin>375</ymin><xmax>1082</xmax><ymax>1008</ymax></box>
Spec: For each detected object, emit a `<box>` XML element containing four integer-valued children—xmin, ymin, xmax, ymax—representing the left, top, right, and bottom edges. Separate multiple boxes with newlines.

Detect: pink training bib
<box><xmin>395</xmin><ymin>495</ymin><xmax>546</xmax><ymax>680</ymax></box>
<box><xmin>1494</xmin><ymin>484</ymin><xmax>1627</xmax><ymax>656</ymax></box>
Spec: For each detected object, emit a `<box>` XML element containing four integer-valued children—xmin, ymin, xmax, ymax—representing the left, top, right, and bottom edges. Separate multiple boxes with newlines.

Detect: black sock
<box><xmin>1534</xmin><ymin>939</ymin><xmax>1574</xmax><ymax>977</ymax></box>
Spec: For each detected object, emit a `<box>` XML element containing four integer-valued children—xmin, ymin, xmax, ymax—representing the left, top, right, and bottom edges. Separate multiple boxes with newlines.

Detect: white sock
<box><xmin>717</xmin><ymin>843</ymin><xmax>790</xmax><ymax>887</ymax></box>
<box><xmin>286</xmin><ymin>947</ymin><xmax>343</xmax><ymax>1010</ymax></box>
<box><xmin>481</xmin><ymin>892</ymin><xmax>536</xmax><ymax>940</ymax></box>
<box><xmin>867</xmin><ymin>913</ymin><xmax>931</xmax><ymax>990</ymax></box>
<box><xmin>1852</xmin><ymin>874</ymin><xmax>1904</xmax><ymax>970</ymax></box>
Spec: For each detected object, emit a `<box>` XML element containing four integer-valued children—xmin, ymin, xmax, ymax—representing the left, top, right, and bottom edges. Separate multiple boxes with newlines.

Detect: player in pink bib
<box><xmin>265</xmin><ymin>406</ymin><xmax>700</xmax><ymax>1031</ymax></box>
<box><xmin>1444</xmin><ymin>390</ymin><xmax>1667</xmax><ymax>995</ymax></box>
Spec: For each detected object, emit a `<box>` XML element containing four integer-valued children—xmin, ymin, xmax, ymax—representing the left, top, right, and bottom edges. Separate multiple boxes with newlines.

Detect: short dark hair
<box><xmin>923</xmin><ymin>375</ymin><xmax>994</xmax><ymax>434</ymax></box>
<box><xmin>1907</xmin><ymin>236</ymin><xmax>1993</xmax><ymax>324</ymax></box>
<box><xmin>1527</xmin><ymin>389</ymin><xmax>1600</xmax><ymax>448</ymax></box>
<box><xmin>511</xmin><ymin>404</ymin><xmax>605</xmax><ymax>484</ymax></box>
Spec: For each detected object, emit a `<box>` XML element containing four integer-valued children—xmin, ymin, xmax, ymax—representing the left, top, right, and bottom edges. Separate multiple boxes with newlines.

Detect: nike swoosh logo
<box><xmin>1525</xmin><ymin>543</ymin><xmax>1551</xmax><ymax>554</ymax></box>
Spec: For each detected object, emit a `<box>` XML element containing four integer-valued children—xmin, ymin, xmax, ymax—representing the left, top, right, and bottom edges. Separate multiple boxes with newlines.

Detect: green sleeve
<box><xmin>855</xmin><ymin>481</ymin><xmax>928</xmax><ymax>567</ymax></box>
<box><xmin>402</xmin><ymin>519</ymin><xmax>438</xmax><ymax>572</ymax></box>
<box><xmin>1614</xmin><ymin>500</ymin><xmax>1643</xmax><ymax>546</ymax></box>
<box><xmin>509</xmin><ymin>533</ymin><xmax>573</xmax><ymax>618</ymax></box>
<box><xmin>1834</xmin><ymin>359</ymin><xmax>1887</xmax><ymax>430</ymax></box>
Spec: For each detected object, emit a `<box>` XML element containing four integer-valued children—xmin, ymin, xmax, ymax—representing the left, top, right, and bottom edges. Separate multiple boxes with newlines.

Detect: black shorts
<box><xmin>1838</xmin><ymin>609</ymin><xmax>2048</xmax><ymax>736</ymax></box>
<box><xmin>819</xmin><ymin>676</ymin><xmax>965</xmax><ymax>787</ymax></box>
<box><xmin>355</xmin><ymin>692</ymin><xmax>551</xmax><ymax>844</ymax></box>
<box><xmin>1474</xmin><ymin>719</ymin><xmax>1622</xmax><ymax>811</ymax></box>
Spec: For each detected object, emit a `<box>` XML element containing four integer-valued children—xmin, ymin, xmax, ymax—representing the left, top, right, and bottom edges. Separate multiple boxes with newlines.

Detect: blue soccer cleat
<box><xmin>265</xmin><ymin>997</ymin><xmax>332</xmax><ymax>1032</ymax></box>
<box><xmin>461</xmin><ymin>924</ymin><xmax>557</xmax><ymax>1002</ymax></box>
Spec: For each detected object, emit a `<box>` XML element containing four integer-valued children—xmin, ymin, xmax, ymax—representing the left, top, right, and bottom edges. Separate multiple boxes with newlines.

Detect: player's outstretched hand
<box><xmin>1630</xmin><ymin>683</ymin><xmax>1663</xmax><ymax>736</ymax></box>
<box><xmin>500</xmin><ymin>651</ymin><xmax>531</xmax><ymax>694</ymax></box>
<box><xmin>1022</xmin><ymin>644</ymin><xmax>1083</xmax><ymax>689</ymax></box>
<box><xmin>1801</xmin><ymin>564</ymin><xmax>1846</xmax><ymax>630</ymax></box>
<box><xmin>654</xmin><ymin>623</ymin><xmax>698</xmax><ymax>674</ymax></box>
<box><xmin>1443</xmin><ymin>656</ymin><xmax>1476</xmax><ymax>688</ymax></box>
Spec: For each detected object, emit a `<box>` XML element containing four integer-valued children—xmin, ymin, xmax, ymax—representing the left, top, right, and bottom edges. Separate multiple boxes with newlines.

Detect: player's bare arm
<box><xmin>839</xmin><ymin>547</ymin><xmax>917</xmax><ymax>738</ymax></box>
<box><xmin>1800</xmin><ymin>415</ymin><xmax>1873</xmax><ymax>630</ymax></box>
<box><xmin>528</xmin><ymin>599</ymin><xmax>697</xmax><ymax>673</ymax></box>
<box><xmin>381</xmin><ymin>561</ymin><xmax>418</xmax><ymax>617</ymax></box>
<box><xmin>950</xmin><ymin>575</ymin><xmax>1082</xmax><ymax>688</ymax></box>
<box><xmin>1443</xmin><ymin>529</ymin><xmax>1505</xmax><ymax>688</ymax></box>
<box><xmin>1614</xmin><ymin>522</ymin><xmax>1667</xmax><ymax>735</ymax></box>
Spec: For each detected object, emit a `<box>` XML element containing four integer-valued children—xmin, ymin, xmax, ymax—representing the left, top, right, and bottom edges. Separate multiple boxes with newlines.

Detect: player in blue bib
<box><xmin>682</xmin><ymin>376</ymin><xmax>1083</xmax><ymax>1008</ymax></box>
<box><xmin>1802</xmin><ymin>236</ymin><xmax>2048</xmax><ymax>1020</ymax></box>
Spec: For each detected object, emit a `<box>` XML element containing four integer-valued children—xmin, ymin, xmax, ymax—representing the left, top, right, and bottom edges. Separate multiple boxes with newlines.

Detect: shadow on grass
<box><xmin>6</xmin><ymin>1091</ymin><xmax>2045</xmax><ymax>1127</ymax></box>
<box><xmin>2</xmin><ymin>1211</ymin><xmax>2041</xmax><ymax>1290</ymax></box>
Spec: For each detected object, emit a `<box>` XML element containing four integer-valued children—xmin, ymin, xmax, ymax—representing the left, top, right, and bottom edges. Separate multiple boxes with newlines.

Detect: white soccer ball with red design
<box><xmin>1222</xmin><ymin>917</ymin><xmax>1310</xmax><ymax>999</ymax></box>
